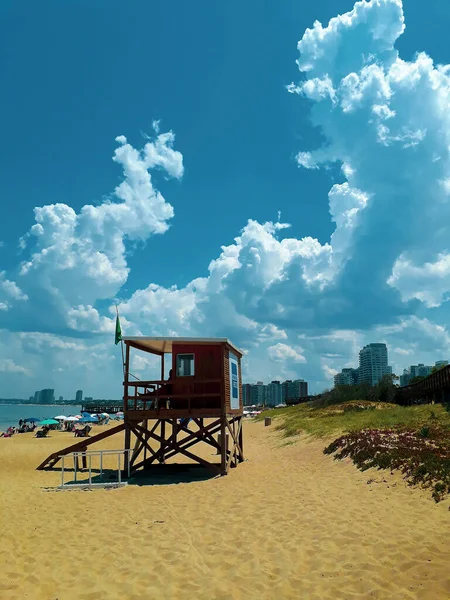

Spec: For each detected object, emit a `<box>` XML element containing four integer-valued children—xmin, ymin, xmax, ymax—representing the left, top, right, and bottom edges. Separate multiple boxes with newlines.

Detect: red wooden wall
<box><xmin>171</xmin><ymin>343</ymin><xmax>222</xmax><ymax>380</ymax></box>
<box><xmin>170</xmin><ymin>343</ymin><xmax>223</xmax><ymax>409</ymax></box>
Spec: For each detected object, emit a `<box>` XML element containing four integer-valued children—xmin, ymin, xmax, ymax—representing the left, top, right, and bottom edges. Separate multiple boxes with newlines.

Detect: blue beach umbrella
<box><xmin>78</xmin><ymin>416</ymin><xmax>97</xmax><ymax>423</ymax></box>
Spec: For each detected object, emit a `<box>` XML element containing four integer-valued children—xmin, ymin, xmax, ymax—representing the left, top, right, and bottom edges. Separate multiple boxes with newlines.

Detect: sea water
<box><xmin>0</xmin><ymin>404</ymin><xmax>82</xmax><ymax>431</ymax></box>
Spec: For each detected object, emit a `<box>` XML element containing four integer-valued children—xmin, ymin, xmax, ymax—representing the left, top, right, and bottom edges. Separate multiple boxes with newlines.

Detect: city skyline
<box><xmin>334</xmin><ymin>341</ymin><xmax>449</xmax><ymax>389</ymax></box>
<box><xmin>243</xmin><ymin>378</ymin><xmax>308</xmax><ymax>407</ymax></box>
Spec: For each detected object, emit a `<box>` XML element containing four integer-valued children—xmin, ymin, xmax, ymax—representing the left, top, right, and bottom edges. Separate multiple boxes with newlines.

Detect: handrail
<box><xmin>36</xmin><ymin>423</ymin><xmax>125</xmax><ymax>470</ymax></box>
<box><xmin>125</xmin><ymin>378</ymin><xmax>223</xmax><ymax>387</ymax></box>
<box><xmin>124</xmin><ymin>378</ymin><xmax>223</xmax><ymax>412</ymax></box>
<box><xmin>59</xmin><ymin>448</ymin><xmax>132</xmax><ymax>488</ymax></box>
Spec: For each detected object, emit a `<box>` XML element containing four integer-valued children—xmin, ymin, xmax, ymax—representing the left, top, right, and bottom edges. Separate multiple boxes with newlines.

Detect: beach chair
<box><xmin>35</xmin><ymin>429</ymin><xmax>48</xmax><ymax>438</ymax></box>
<box><xmin>74</xmin><ymin>425</ymin><xmax>91</xmax><ymax>438</ymax></box>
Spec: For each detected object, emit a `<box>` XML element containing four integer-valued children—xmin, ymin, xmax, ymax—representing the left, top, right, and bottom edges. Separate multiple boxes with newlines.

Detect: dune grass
<box><xmin>257</xmin><ymin>400</ymin><xmax>450</xmax><ymax>501</ymax></box>
<box><xmin>257</xmin><ymin>400</ymin><xmax>450</xmax><ymax>439</ymax></box>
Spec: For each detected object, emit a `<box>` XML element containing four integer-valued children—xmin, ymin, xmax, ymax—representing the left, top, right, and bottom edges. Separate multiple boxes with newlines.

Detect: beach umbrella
<box><xmin>24</xmin><ymin>418</ymin><xmax>40</xmax><ymax>423</ymax></box>
<box><xmin>54</xmin><ymin>415</ymin><xmax>68</xmax><ymax>420</ymax></box>
<box><xmin>74</xmin><ymin>415</ymin><xmax>82</xmax><ymax>419</ymax></box>
<box><xmin>65</xmin><ymin>416</ymin><xmax>79</xmax><ymax>422</ymax></box>
<box><xmin>39</xmin><ymin>419</ymin><xmax>59</xmax><ymax>426</ymax></box>
<box><xmin>78</xmin><ymin>416</ymin><xmax>97</xmax><ymax>423</ymax></box>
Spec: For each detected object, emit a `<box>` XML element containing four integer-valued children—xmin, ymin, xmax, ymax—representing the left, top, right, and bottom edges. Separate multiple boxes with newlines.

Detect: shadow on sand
<box><xmin>128</xmin><ymin>464</ymin><xmax>218</xmax><ymax>486</ymax></box>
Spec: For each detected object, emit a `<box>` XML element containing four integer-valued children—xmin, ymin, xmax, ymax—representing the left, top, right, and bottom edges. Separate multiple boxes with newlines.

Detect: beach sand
<box><xmin>1</xmin><ymin>420</ymin><xmax>450</xmax><ymax>600</ymax></box>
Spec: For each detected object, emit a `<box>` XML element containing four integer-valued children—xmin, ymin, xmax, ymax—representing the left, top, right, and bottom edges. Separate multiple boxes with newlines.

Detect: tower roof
<box><xmin>122</xmin><ymin>336</ymin><xmax>243</xmax><ymax>357</ymax></box>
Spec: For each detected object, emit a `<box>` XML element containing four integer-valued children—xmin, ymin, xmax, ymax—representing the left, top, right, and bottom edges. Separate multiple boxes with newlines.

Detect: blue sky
<box><xmin>2</xmin><ymin>0</ymin><xmax>450</xmax><ymax>399</ymax></box>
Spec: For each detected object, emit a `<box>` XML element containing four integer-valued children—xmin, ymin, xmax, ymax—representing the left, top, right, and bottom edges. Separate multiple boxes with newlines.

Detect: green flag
<box><xmin>115</xmin><ymin>313</ymin><xmax>122</xmax><ymax>345</ymax></box>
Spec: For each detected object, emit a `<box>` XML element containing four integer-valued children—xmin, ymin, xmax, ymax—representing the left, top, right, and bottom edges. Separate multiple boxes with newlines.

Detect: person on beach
<box><xmin>2</xmin><ymin>426</ymin><xmax>16</xmax><ymax>438</ymax></box>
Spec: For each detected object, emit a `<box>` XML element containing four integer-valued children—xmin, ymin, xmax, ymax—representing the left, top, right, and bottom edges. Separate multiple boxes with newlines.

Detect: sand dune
<box><xmin>1</xmin><ymin>421</ymin><xmax>450</xmax><ymax>599</ymax></box>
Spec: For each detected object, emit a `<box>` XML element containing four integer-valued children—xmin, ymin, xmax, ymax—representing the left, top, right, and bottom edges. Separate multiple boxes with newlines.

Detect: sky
<box><xmin>2</xmin><ymin>0</ymin><xmax>450</xmax><ymax>399</ymax></box>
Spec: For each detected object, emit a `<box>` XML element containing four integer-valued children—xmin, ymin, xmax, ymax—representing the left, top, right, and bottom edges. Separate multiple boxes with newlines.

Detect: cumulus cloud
<box><xmin>6</xmin><ymin>129</ymin><xmax>183</xmax><ymax>333</ymax></box>
<box><xmin>0</xmin><ymin>358</ymin><xmax>31</xmax><ymax>376</ymax></box>
<box><xmin>388</xmin><ymin>254</ymin><xmax>450</xmax><ymax>307</ymax></box>
<box><xmin>267</xmin><ymin>343</ymin><xmax>306</xmax><ymax>363</ymax></box>
<box><xmin>0</xmin><ymin>271</ymin><xmax>28</xmax><ymax>311</ymax></box>
<box><xmin>322</xmin><ymin>364</ymin><xmax>338</xmax><ymax>381</ymax></box>
<box><xmin>114</xmin><ymin>0</ymin><xmax>450</xmax><ymax>384</ymax></box>
<box><xmin>115</xmin><ymin>0</ymin><xmax>450</xmax><ymax>349</ymax></box>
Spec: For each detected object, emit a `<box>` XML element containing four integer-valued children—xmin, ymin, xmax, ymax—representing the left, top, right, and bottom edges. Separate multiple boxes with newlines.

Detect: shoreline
<box><xmin>0</xmin><ymin>404</ymin><xmax>82</xmax><ymax>432</ymax></box>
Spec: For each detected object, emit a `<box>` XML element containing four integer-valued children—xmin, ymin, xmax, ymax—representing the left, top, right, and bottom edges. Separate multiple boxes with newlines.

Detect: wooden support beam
<box><xmin>220</xmin><ymin>417</ymin><xmax>227</xmax><ymax>475</ymax></box>
<box><xmin>130</xmin><ymin>425</ymin><xmax>155</xmax><ymax>468</ymax></box>
<box><xmin>143</xmin><ymin>419</ymin><xmax>148</xmax><ymax>463</ymax></box>
<box><xmin>225</xmin><ymin>417</ymin><xmax>244</xmax><ymax>463</ymax></box>
<box><xmin>130</xmin><ymin>430</ymin><xmax>144</xmax><ymax>466</ymax></box>
<box><xmin>132</xmin><ymin>418</ymin><xmax>223</xmax><ymax>472</ymax></box>
<box><xmin>171</xmin><ymin>443</ymin><xmax>221</xmax><ymax>474</ymax></box>
<box><xmin>160</xmin><ymin>420</ymin><xmax>166</xmax><ymax>464</ymax></box>
<box><xmin>238</xmin><ymin>417</ymin><xmax>244</xmax><ymax>461</ymax></box>
<box><xmin>124</xmin><ymin>426</ymin><xmax>131</xmax><ymax>474</ymax></box>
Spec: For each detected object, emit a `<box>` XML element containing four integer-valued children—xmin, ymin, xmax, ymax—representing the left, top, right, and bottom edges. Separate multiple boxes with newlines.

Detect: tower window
<box><xmin>176</xmin><ymin>354</ymin><xmax>195</xmax><ymax>377</ymax></box>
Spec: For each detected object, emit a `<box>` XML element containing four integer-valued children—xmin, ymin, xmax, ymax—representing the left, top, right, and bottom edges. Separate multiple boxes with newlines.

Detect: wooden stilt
<box><xmin>143</xmin><ymin>419</ymin><xmax>148</xmax><ymax>463</ymax></box>
<box><xmin>124</xmin><ymin>426</ymin><xmax>131</xmax><ymax>476</ymax></box>
<box><xmin>238</xmin><ymin>418</ymin><xmax>244</xmax><ymax>462</ymax></box>
<box><xmin>220</xmin><ymin>416</ymin><xmax>227</xmax><ymax>475</ymax></box>
<box><xmin>160</xmin><ymin>420</ymin><xmax>166</xmax><ymax>464</ymax></box>
<box><xmin>81</xmin><ymin>449</ymin><xmax>87</xmax><ymax>470</ymax></box>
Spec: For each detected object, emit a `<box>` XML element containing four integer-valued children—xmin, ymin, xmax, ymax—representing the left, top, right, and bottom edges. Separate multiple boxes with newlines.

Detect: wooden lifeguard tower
<box><xmin>122</xmin><ymin>336</ymin><xmax>244</xmax><ymax>476</ymax></box>
<box><xmin>37</xmin><ymin>336</ymin><xmax>244</xmax><ymax>477</ymax></box>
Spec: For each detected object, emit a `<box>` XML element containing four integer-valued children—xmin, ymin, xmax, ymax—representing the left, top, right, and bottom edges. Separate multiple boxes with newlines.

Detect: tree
<box><xmin>375</xmin><ymin>374</ymin><xmax>398</xmax><ymax>403</ymax></box>
<box><xmin>410</xmin><ymin>375</ymin><xmax>426</xmax><ymax>384</ymax></box>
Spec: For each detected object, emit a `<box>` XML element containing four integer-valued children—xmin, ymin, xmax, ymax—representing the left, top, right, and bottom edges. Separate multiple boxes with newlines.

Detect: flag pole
<box><xmin>115</xmin><ymin>304</ymin><xmax>125</xmax><ymax>378</ymax></box>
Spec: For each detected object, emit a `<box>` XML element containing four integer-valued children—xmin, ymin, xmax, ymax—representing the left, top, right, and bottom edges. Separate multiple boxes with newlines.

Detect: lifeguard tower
<box><xmin>122</xmin><ymin>337</ymin><xmax>244</xmax><ymax>476</ymax></box>
<box><xmin>37</xmin><ymin>337</ymin><xmax>245</xmax><ymax>477</ymax></box>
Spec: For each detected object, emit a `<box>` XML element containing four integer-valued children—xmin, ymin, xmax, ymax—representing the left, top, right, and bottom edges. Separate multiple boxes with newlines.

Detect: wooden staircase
<box><xmin>36</xmin><ymin>423</ymin><xmax>125</xmax><ymax>470</ymax></box>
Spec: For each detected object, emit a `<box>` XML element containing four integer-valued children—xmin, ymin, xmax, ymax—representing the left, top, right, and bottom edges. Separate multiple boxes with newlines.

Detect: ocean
<box><xmin>0</xmin><ymin>404</ymin><xmax>82</xmax><ymax>431</ymax></box>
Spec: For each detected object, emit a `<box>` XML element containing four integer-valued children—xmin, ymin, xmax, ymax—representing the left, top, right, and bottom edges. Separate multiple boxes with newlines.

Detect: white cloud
<box><xmin>388</xmin><ymin>253</ymin><xmax>450</xmax><ymax>307</ymax></box>
<box><xmin>393</xmin><ymin>347</ymin><xmax>413</xmax><ymax>356</ymax></box>
<box><xmin>322</xmin><ymin>364</ymin><xmax>338</xmax><ymax>380</ymax></box>
<box><xmin>0</xmin><ymin>358</ymin><xmax>31</xmax><ymax>376</ymax></box>
<box><xmin>0</xmin><ymin>271</ymin><xmax>28</xmax><ymax>301</ymax></box>
<box><xmin>132</xmin><ymin>353</ymin><xmax>160</xmax><ymax>374</ymax></box>
<box><xmin>267</xmin><ymin>343</ymin><xmax>306</xmax><ymax>363</ymax></box>
<box><xmin>15</xmin><ymin>129</ymin><xmax>183</xmax><ymax>327</ymax></box>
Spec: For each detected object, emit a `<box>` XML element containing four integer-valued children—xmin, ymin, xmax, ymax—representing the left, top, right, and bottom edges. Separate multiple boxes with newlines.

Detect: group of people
<box><xmin>2</xmin><ymin>414</ymin><xmax>110</xmax><ymax>439</ymax></box>
<box><xmin>18</xmin><ymin>419</ymin><xmax>37</xmax><ymax>433</ymax></box>
<box><xmin>1</xmin><ymin>421</ymin><xmax>37</xmax><ymax>437</ymax></box>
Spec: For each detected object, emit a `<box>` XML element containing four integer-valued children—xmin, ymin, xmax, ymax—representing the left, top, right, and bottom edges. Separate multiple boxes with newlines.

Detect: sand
<box><xmin>1</xmin><ymin>420</ymin><xmax>450</xmax><ymax>600</ymax></box>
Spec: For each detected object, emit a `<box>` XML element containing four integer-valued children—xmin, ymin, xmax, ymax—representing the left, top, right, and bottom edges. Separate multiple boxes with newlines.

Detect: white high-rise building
<box><xmin>358</xmin><ymin>343</ymin><xmax>391</xmax><ymax>386</ymax></box>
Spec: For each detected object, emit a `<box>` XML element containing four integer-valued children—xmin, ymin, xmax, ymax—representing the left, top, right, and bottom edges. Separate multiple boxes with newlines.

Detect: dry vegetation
<box><xmin>259</xmin><ymin>401</ymin><xmax>450</xmax><ymax>501</ymax></box>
